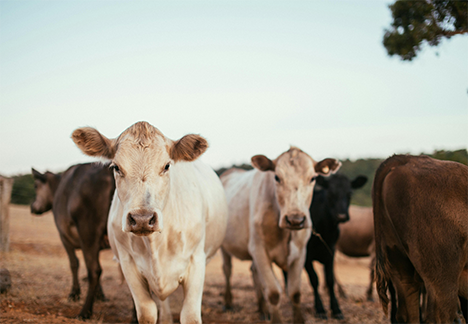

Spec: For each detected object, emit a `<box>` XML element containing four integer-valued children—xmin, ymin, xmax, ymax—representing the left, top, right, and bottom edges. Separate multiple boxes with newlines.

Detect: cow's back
<box><xmin>337</xmin><ymin>206</ymin><xmax>374</xmax><ymax>257</ymax></box>
<box><xmin>53</xmin><ymin>163</ymin><xmax>115</xmax><ymax>248</ymax></box>
<box><xmin>221</xmin><ymin>168</ymin><xmax>258</xmax><ymax>261</ymax></box>
<box><xmin>192</xmin><ymin>160</ymin><xmax>228</xmax><ymax>262</ymax></box>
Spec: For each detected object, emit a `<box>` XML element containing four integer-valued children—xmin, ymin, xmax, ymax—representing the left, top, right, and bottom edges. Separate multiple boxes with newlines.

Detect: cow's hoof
<box><xmin>332</xmin><ymin>312</ymin><xmax>344</xmax><ymax>320</ymax></box>
<box><xmin>77</xmin><ymin>310</ymin><xmax>91</xmax><ymax>320</ymax></box>
<box><xmin>315</xmin><ymin>312</ymin><xmax>327</xmax><ymax>320</ymax></box>
<box><xmin>293</xmin><ymin>313</ymin><xmax>305</xmax><ymax>324</ymax></box>
<box><xmin>222</xmin><ymin>305</ymin><xmax>233</xmax><ymax>312</ymax></box>
<box><xmin>68</xmin><ymin>292</ymin><xmax>81</xmax><ymax>301</ymax></box>
<box><xmin>95</xmin><ymin>292</ymin><xmax>108</xmax><ymax>302</ymax></box>
<box><xmin>259</xmin><ymin>312</ymin><xmax>270</xmax><ymax>321</ymax></box>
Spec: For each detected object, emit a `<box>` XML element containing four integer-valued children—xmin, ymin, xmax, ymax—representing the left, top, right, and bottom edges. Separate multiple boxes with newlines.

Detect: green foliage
<box><xmin>9</xmin><ymin>149</ymin><xmax>468</xmax><ymax>206</ymax></box>
<box><xmin>215</xmin><ymin>163</ymin><xmax>253</xmax><ymax>176</ymax></box>
<box><xmin>429</xmin><ymin>149</ymin><xmax>467</xmax><ymax>165</ymax></box>
<box><xmin>383</xmin><ymin>0</ymin><xmax>468</xmax><ymax>61</ymax></box>
<box><xmin>11</xmin><ymin>173</ymin><xmax>35</xmax><ymax>205</ymax></box>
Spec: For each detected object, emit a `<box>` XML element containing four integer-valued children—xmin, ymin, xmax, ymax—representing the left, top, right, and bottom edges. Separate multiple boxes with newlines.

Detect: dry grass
<box><xmin>1</xmin><ymin>204</ymin><xmax>387</xmax><ymax>323</ymax></box>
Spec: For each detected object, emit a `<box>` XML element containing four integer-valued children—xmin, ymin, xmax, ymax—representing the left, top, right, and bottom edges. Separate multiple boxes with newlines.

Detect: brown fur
<box><xmin>73</xmin><ymin>122</ymin><xmax>208</xmax><ymax>164</ymax></box>
<box><xmin>373</xmin><ymin>154</ymin><xmax>468</xmax><ymax>323</ymax></box>
<box><xmin>71</xmin><ymin>127</ymin><xmax>116</xmax><ymax>159</ymax></box>
<box><xmin>170</xmin><ymin>134</ymin><xmax>208</xmax><ymax>162</ymax></box>
<box><xmin>315</xmin><ymin>158</ymin><xmax>341</xmax><ymax>175</ymax></box>
<box><xmin>116</xmin><ymin>121</ymin><xmax>163</xmax><ymax>148</ymax></box>
<box><xmin>30</xmin><ymin>163</ymin><xmax>115</xmax><ymax>319</ymax></box>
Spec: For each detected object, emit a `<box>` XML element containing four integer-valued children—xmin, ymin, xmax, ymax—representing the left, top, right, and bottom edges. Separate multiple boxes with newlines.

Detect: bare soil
<box><xmin>1</xmin><ymin>205</ymin><xmax>388</xmax><ymax>323</ymax></box>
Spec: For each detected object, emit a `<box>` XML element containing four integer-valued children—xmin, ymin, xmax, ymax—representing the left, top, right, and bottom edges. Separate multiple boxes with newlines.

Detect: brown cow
<box><xmin>335</xmin><ymin>205</ymin><xmax>375</xmax><ymax>301</ymax></box>
<box><xmin>373</xmin><ymin>154</ymin><xmax>468</xmax><ymax>323</ymax></box>
<box><xmin>220</xmin><ymin>147</ymin><xmax>341</xmax><ymax>323</ymax></box>
<box><xmin>31</xmin><ymin>163</ymin><xmax>115</xmax><ymax>319</ymax></box>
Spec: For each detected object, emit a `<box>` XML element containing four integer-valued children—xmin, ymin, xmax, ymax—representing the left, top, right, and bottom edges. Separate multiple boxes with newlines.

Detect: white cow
<box><xmin>220</xmin><ymin>147</ymin><xmax>341</xmax><ymax>323</ymax></box>
<box><xmin>72</xmin><ymin>121</ymin><xmax>228</xmax><ymax>324</ymax></box>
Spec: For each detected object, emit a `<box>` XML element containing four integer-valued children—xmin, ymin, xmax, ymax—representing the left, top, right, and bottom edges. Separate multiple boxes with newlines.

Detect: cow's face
<box><xmin>317</xmin><ymin>174</ymin><xmax>367</xmax><ymax>224</ymax></box>
<box><xmin>72</xmin><ymin>121</ymin><xmax>208</xmax><ymax>236</ymax></box>
<box><xmin>30</xmin><ymin>169</ymin><xmax>55</xmax><ymax>215</ymax></box>
<box><xmin>251</xmin><ymin>147</ymin><xmax>341</xmax><ymax>230</ymax></box>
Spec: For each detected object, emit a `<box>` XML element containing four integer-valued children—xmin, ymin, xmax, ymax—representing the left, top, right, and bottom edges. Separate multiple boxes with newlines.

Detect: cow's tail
<box><xmin>372</xmin><ymin>155</ymin><xmax>410</xmax><ymax>316</ymax></box>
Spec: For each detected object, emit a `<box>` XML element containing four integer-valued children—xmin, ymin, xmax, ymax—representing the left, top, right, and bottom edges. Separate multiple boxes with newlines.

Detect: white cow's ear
<box><xmin>315</xmin><ymin>158</ymin><xmax>341</xmax><ymax>176</ymax></box>
<box><xmin>251</xmin><ymin>155</ymin><xmax>276</xmax><ymax>172</ymax></box>
<box><xmin>171</xmin><ymin>134</ymin><xmax>208</xmax><ymax>162</ymax></box>
<box><xmin>72</xmin><ymin>127</ymin><xmax>116</xmax><ymax>160</ymax></box>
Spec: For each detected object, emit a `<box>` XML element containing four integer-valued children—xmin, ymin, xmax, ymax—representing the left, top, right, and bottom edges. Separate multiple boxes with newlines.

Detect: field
<box><xmin>1</xmin><ymin>205</ymin><xmax>388</xmax><ymax>324</ymax></box>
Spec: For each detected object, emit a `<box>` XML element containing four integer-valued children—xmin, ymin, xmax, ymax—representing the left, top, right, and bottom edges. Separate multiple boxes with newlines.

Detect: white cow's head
<box><xmin>251</xmin><ymin>147</ymin><xmax>341</xmax><ymax>230</ymax></box>
<box><xmin>72</xmin><ymin>121</ymin><xmax>208</xmax><ymax>236</ymax></box>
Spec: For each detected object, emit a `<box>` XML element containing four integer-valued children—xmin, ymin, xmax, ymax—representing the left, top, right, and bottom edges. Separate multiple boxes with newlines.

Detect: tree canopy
<box><xmin>383</xmin><ymin>0</ymin><xmax>468</xmax><ymax>61</ymax></box>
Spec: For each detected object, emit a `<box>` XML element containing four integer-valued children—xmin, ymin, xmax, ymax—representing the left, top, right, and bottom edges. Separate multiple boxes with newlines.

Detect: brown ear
<box><xmin>315</xmin><ymin>158</ymin><xmax>341</xmax><ymax>176</ymax></box>
<box><xmin>31</xmin><ymin>168</ymin><xmax>46</xmax><ymax>182</ymax></box>
<box><xmin>251</xmin><ymin>155</ymin><xmax>276</xmax><ymax>172</ymax></box>
<box><xmin>71</xmin><ymin>127</ymin><xmax>116</xmax><ymax>159</ymax></box>
<box><xmin>171</xmin><ymin>134</ymin><xmax>208</xmax><ymax>162</ymax></box>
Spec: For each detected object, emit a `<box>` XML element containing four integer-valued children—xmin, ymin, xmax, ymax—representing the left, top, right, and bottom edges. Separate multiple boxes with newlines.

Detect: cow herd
<box><xmin>28</xmin><ymin>121</ymin><xmax>467</xmax><ymax>324</ymax></box>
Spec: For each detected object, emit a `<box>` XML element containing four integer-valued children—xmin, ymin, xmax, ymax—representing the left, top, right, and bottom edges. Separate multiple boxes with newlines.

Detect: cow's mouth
<box><xmin>285</xmin><ymin>216</ymin><xmax>306</xmax><ymax>230</ymax></box>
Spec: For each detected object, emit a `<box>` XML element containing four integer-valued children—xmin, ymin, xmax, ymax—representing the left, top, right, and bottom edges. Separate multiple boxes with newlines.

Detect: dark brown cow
<box><xmin>373</xmin><ymin>154</ymin><xmax>468</xmax><ymax>323</ymax></box>
<box><xmin>31</xmin><ymin>163</ymin><xmax>115</xmax><ymax>319</ymax></box>
<box><xmin>335</xmin><ymin>205</ymin><xmax>375</xmax><ymax>301</ymax></box>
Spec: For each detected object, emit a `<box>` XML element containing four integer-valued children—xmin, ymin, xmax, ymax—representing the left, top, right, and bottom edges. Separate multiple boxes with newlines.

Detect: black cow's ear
<box><xmin>351</xmin><ymin>175</ymin><xmax>367</xmax><ymax>189</ymax></box>
<box><xmin>31</xmin><ymin>168</ymin><xmax>46</xmax><ymax>182</ymax></box>
<box><xmin>316</xmin><ymin>175</ymin><xmax>328</xmax><ymax>189</ymax></box>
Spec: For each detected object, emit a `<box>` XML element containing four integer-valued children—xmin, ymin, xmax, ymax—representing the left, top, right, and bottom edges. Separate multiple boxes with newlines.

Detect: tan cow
<box><xmin>336</xmin><ymin>205</ymin><xmax>375</xmax><ymax>301</ymax></box>
<box><xmin>72</xmin><ymin>121</ymin><xmax>228</xmax><ymax>324</ymax></box>
<box><xmin>220</xmin><ymin>147</ymin><xmax>341</xmax><ymax>323</ymax></box>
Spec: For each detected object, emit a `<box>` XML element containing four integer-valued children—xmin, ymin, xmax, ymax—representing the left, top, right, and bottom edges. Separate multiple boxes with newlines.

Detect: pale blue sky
<box><xmin>1</xmin><ymin>1</ymin><xmax>467</xmax><ymax>176</ymax></box>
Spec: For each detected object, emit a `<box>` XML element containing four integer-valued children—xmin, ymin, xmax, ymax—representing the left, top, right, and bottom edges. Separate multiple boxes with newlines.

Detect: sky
<box><xmin>1</xmin><ymin>1</ymin><xmax>467</xmax><ymax>176</ymax></box>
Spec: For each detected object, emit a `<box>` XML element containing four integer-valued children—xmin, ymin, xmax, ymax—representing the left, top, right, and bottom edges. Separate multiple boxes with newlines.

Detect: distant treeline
<box><xmin>9</xmin><ymin>149</ymin><xmax>467</xmax><ymax>206</ymax></box>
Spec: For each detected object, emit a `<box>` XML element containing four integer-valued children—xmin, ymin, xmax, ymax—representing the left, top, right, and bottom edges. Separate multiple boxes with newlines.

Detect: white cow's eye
<box><xmin>310</xmin><ymin>176</ymin><xmax>317</xmax><ymax>183</ymax></box>
<box><xmin>164</xmin><ymin>163</ymin><xmax>170</xmax><ymax>172</ymax></box>
<box><xmin>274</xmin><ymin>175</ymin><xmax>280</xmax><ymax>183</ymax></box>
<box><xmin>110</xmin><ymin>164</ymin><xmax>122</xmax><ymax>175</ymax></box>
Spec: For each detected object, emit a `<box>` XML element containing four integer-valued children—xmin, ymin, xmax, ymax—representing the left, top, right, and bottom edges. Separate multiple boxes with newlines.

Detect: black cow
<box><xmin>31</xmin><ymin>163</ymin><xmax>115</xmax><ymax>319</ymax></box>
<box><xmin>285</xmin><ymin>173</ymin><xmax>367</xmax><ymax>319</ymax></box>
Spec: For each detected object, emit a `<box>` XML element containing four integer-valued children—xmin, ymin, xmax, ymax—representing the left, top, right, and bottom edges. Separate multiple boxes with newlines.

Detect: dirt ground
<box><xmin>1</xmin><ymin>204</ymin><xmax>388</xmax><ymax>324</ymax></box>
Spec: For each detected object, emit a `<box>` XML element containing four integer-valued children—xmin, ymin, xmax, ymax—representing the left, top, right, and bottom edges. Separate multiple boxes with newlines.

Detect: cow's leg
<box><xmin>286</xmin><ymin>251</ymin><xmax>306</xmax><ymax>324</ymax></box>
<box><xmin>366</xmin><ymin>256</ymin><xmax>376</xmax><ymax>302</ymax></box>
<box><xmin>425</xmin><ymin>281</ymin><xmax>460</xmax><ymax>324</ymax></box>
<box><xmin>120</xmin><ymin>257</ymin><xmax>158</xmax><ymax>324</ymax></box>
<box><xmin>77</xmin><ymin>241</ymin><xmax>102</xmax><ymax>319</ymax></box>
<box><xmin>335</xmin><ymin>273</ymin><xmax>348</xmax><ymax>299</ymax></box>
<box><xmin>221</xmin><ymin>248</ymin><xmax>233</xmax><ymax>311</ymax></box>
<box><xmin>387</xmin><ymin>253</ymin><xmax>420</xmax><ymax>324</ymax></box>
<box><xmin>248</xmin><ymin>247</ymin><xmax>283</xmax><ymax>324</ymax></box>
<box><xmin>304</xmin><ymin>258</ymin><xmax>326</xmax><ymax>319</ymax></box>
<box><xmin>251</xmin><ymin>263</ymin><xmax>269</xmax><ymax>320</ymax></box>
<box><xmin>180</xmin><ymin>250</ymin><xmax>205</xmax><ymax>324</ymax></box>
<box><xmin>60</xmin><ymin>236</ymin><xmax>81</xmax><ymax>301</ymax></box>
<box><xmin>155</xmin><ymin>296</ymin><xmax>173</xmax><ymax>324</ymax></box>
<box><xmin>324</xmin><ymin>259</ymin><xmax>343</xmax><ymax>319</ymax></box>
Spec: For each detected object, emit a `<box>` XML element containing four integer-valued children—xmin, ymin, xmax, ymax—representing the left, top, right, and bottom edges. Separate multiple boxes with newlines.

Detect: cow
<box><xmin>290</xmin><ymin>173</ymin><xmax>367</xmax><ymax>320</ymax></box>
<box><xmin>335</xmin><ymin>205</ymin><xmax>375</xmax><ymax>301</ymax></box>
<box><xmin>30</xmin><ymin>163</ymin><xmax>115</xmax><ymax>319</ymax></box>
<box><xmin>220</xmin><ymin>147</ymin><xmax>341</xmax><ymax>324</ymax></box>
<box><xmin>71</xmin><ymin>121</ymin><xmax>228</xmax><ymax>324</ymax></box>
<box><xmin>373</xmin><ymin>154</ymin><xmax>468</xmax><ymax>324</ymax></box>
